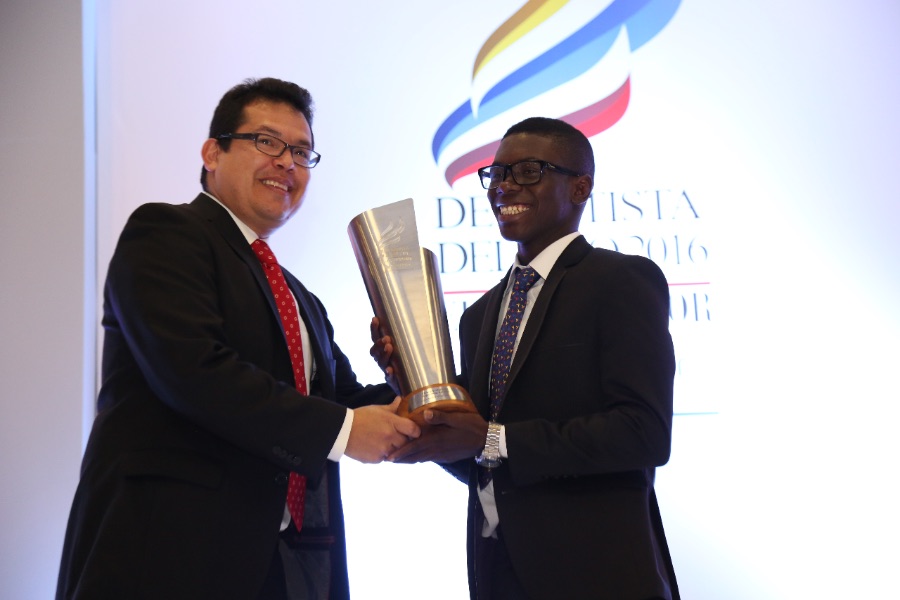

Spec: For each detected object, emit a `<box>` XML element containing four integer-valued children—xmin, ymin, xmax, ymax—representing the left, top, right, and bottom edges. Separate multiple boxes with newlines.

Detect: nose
<box><xmin>273</xmin><ymin>147</ymin><xmax>295</xmax><ymax>170</ymax></box>
<box><xmin>489</xmin><ymin>179</ymin><xmax>514</xmax><ymax>201</ymax></box>
<box><xmin>495</xmin><ymin>174</ymin><xmax>518</xmax><ymax>193</ymax></box>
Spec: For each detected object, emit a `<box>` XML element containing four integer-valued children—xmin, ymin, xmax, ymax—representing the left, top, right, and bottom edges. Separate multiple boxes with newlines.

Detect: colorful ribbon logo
<box><xmin>433</xmin><ymin>0</ymin><xmax>681</xmax><ymax>186</ymax></box>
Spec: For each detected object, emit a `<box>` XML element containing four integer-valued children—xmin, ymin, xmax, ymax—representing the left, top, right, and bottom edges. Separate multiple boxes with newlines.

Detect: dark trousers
<box><xmin>259</xmin><ymin>528</ymin><xmax>333</xmax><ymax>600</ymax></box>
<box><xmin>474</xmin><ymin>528</ymin><xmax>530</xmax><ymax>600</ymax></box>
<box><xmin>473</xmin><ymin>528</ymin><xmax>668</xmax><ymax>600</ymax></box>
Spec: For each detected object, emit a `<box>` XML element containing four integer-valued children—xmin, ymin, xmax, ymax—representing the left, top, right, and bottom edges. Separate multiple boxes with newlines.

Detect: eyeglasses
<box><xmin>217</xmin><ymin>132</ymin><xmax>321</xmax><ymax>168</ymax></box>
<box><xmin>477</xmin><ymin>160</ymin><xmax>581</xmax><ymax>190</ymax></box>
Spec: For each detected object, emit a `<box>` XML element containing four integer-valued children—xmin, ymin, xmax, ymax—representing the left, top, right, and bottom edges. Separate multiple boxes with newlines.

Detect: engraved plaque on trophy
<box><xmin>348</xmin><ymin>198</ymin><xmax>475</xmax><ymax>425</ymax></box>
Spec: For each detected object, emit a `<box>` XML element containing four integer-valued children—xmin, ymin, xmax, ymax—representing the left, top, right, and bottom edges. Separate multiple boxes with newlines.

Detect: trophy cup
<box><xmin>348</xmin><ymin>198</ymin><xmax>475</xmax><ymax>425</ymax></box>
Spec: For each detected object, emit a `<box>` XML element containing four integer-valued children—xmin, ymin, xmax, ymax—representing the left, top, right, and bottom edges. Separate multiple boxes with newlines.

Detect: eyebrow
<box><xmin>491</xmin><ymin>158</ymin><xmax>543</xmax><ymax>165</ymax></box>
<box><xmin>256</xmin><ymin>125</ymin><xmax>312</xmax><ymax>148</ymax></box>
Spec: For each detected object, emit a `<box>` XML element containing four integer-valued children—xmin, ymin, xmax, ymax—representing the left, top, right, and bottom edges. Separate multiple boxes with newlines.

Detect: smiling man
<box><xmin>382</xmin><ymin>117</ymin><xmax>680</xmax><ymax>599</ymax></box>
<box><xmin>56</xmin><ymin>78</ymin><xmax>419</xmax><ymax>600</ymax></box>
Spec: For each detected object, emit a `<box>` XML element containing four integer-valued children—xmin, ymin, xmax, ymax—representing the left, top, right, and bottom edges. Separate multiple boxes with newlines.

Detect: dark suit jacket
<box><xmin>452</xmin><ymin>235</ymin><xmax>679</xmax><ymax>600</ymax></box>
<box><xmin>57</xmin><ymin>194</ymin><xmax>391</xmax><ymax>599</ymax></box>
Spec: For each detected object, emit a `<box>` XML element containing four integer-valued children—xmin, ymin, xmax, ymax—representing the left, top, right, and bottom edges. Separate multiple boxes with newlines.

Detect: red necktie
<box><xmin>252</xmin><ymin>239</ymin><xmax>307</xmax><ymax>532</ymax></box>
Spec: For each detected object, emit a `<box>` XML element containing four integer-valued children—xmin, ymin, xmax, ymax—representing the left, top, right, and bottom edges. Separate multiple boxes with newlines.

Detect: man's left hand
<box><xmin>387</xmin><ymin>409</ymin><xmax>489</xmax><ymax>464</ymax></box>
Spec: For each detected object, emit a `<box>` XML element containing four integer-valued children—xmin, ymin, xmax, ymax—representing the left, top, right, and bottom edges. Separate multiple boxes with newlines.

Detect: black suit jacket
<box><xmin>57</xmin><ymin>195</ymin><xmax>391</xmax><ymax>599</ymax></box>
<box><xmin>453</xmin><ymin>235</ymin><xmax>679</xmax><ymax>600</ymax></box>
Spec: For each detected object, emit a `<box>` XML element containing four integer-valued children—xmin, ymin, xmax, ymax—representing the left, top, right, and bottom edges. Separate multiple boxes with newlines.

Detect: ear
<box><xmin>571</xmin><ymin>173</ymin><xmax>594</xmax><ymax>204</ymax></box>
<box><xmin>201</xmin><ymin>138</ymin><xmax>220</xmax><ymax>174</ymax></box>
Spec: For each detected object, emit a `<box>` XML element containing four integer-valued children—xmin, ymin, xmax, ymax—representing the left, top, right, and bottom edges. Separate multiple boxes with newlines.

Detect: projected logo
<box><xmin>426</xmin><ymin>1</ymin><xmax>711</xmax><ymax>415</ymax></box>
<box><xmin>432</xmin><ymin>0</ymin><xmax>681</xmax><ymax>186</ymax></box>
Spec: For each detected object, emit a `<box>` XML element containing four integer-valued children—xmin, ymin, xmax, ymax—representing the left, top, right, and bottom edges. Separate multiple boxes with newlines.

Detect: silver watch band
<box><xmin>475</xmin><ymin>421</ymin><xmax>502</xmax><ymax>468</ymax></box>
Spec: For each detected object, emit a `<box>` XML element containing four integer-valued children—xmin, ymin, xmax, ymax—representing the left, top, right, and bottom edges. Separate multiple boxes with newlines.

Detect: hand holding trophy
<box><xmin>349</xmin><ymin>199</ymin><xmax>476</xmax><ymax>426</ymax></box>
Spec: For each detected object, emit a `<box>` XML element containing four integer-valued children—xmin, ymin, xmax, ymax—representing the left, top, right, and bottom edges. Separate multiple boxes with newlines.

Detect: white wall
<box><xmin>0</xmin><ymin>0</ymin><xmax>91</xmax><ymax>598</ymax></box>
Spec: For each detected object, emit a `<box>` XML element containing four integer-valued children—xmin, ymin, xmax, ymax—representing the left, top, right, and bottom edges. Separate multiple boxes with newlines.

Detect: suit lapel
<box><xmin>282</xmin><ymin>269</ymin><xmax>334</xmax><ymax>396</ymax></box>
<box><xmin>190</xmin><ymin>194</ymin><xmax>327</xmax><ymax>389</ymax></box>
<box><xmin>191</xmin><ymin>194</ymin><xmax>267</xmax><ymax>288</ymax></box>
<box><xmin>469</xmin><ymin>273</ymin><xmax>509</xmax><ymax>417</ymax></box>
<box><xmin>501</xmin><ymin>237</ymin><xmax>592</xmax><ymax>407</ymax></box>
<box><xmin>198</xmin><ymin>197</ymin><xmax>286</xmax><ymax>337</ymax></box>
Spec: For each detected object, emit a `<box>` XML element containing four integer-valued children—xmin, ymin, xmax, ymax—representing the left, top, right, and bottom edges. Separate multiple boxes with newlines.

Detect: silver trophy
<box><xmin>348</xmin><ymin>198</ymin><xmax>474</xmax><ymax>425</ymax></box>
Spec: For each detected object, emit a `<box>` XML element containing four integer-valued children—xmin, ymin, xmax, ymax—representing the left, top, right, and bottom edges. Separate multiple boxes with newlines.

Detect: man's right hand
<box><xmin>344</xmin><ymin>397</ymin><xmax>420</xmax><ymax>463</ymax></box>
<box><xmin>387</xmin><ymin>409</ymin><xmax>488</xmax><ymax>464</ymax></box>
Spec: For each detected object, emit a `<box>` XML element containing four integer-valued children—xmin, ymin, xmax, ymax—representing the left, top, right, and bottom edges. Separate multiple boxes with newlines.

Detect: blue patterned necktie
<box><xmin>480</xmin><ymin>266</ymin><xmax>539</xmax><ymax>488</ymax></box>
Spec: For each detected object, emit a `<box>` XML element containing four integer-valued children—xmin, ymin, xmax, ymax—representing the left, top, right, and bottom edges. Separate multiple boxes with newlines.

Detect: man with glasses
<box><xmin>380</xmin><ymin>117</ymin><xmax>679</xmax><ymax>599</ymax></box>
<box><xmin>57</xmin><ymin>78</ymin><xmax>419</xmax><ymax>600</ymax></box>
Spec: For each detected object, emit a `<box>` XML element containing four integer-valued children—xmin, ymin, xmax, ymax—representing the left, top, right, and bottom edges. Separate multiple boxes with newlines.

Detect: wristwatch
<box><xmin>475</xmin><ymin>421</ymin><xmax>502</xmax><ymax>468</ymax></box>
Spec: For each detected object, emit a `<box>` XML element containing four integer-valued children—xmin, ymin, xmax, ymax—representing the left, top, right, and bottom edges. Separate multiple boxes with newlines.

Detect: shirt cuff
<box><xmin>499</xmin><ymin>424</ymin><xmax>508</xmax><ymax>458</ymax></box>
<box><xmin>328</xmin><ymin>409</ymin><xmax>353</xmax><ymax>462</ymax></box>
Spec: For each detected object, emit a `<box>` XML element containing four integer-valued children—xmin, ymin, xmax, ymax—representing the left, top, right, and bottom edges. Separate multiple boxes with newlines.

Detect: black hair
<box><xmin>200</xmin><ymin>77</ymin><xmax>314</xmax><ymax>190</ymax></box>
<box><xmin>503</xmin><ymin>117</ymin><xmax>595</xmax><ymax>178</ymax></box>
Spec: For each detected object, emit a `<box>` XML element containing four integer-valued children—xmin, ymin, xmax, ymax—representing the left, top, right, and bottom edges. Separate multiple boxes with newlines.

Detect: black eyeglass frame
<box><xmin>217</xmin><ymin>132</ymin><xmax>321</xmax><ymax>168</ymax></box>
<box><xmin>476</xmin><ymin>160</ymin><xmax>582</xmax><ymax>190</ymax></box>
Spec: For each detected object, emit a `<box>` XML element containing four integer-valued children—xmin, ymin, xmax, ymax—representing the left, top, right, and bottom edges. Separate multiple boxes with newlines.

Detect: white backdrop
<box><xmin>93</xmin><ymin>1</ymin><xmax>900</xmax><ymax>598</ymax></box>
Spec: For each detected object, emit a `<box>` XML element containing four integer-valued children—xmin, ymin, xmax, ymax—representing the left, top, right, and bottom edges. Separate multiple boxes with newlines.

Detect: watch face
<box><xmin>476</xmin><ymin>456</ymin><xmax>500</xmax><ymax>468</ymax></box>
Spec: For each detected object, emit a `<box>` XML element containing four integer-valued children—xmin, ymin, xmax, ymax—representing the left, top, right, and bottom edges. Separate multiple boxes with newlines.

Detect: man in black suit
<box><xmin>381</xmin><ymin>117</ymin><xmax>679</xmax><ymax>599</ymax></box>
<box><xmin>57</xmin><ymin>78</ymin><xmax>419</xmax><ymax>599</ymax></box>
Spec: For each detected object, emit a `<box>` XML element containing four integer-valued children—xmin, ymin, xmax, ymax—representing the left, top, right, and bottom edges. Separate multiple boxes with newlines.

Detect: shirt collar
<box><xmin>512</xmin><ymin>231</ymin><xmax>581</xmax><ymax>281</ymax></box>
<box><xmin>202</xmin><ymin>191</ymin><xmax>259</xmax><ymax>245</ymax></box>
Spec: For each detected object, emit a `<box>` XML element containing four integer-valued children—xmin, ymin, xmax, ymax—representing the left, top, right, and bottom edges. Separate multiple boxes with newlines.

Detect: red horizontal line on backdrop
<box><xmin>444</xmin><ymin>282</ymin><xmax>709</xmax><ymax>295</ymax></box>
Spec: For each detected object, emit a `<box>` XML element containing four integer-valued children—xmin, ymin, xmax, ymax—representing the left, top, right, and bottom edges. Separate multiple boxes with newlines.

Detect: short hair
<box><xmin>503</xmin><ymin>117</ymin><xmax>595</xmax><ymax>178</ymax></box>
<box><xmin>201</xmin><ymin>77</ymin><xmax>315</xmax><ymax>190</ymax></box>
